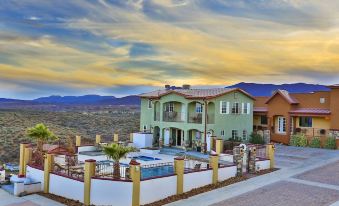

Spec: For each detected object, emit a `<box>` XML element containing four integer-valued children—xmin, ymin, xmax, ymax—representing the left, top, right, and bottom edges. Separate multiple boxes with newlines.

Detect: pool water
<box><xmin>132</xmin><ymin>156</ymin><xmax>161</xmax><ymax>161</ymax></box>
<box><xmin>141</xmin><ymin>165</ymin><xmax>174</xmax><ymax>180</ymax></box>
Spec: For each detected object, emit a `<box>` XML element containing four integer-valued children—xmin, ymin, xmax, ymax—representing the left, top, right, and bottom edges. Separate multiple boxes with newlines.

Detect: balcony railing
<box><xmin>163</xmin><ymin>111</ymin><xmax>185</xmax><ymax>122</ymax></box>
<box><xmin>294</xmin><ymin>128</ymin><xmax>329</xmax><ymax>137</ymax></box>
<box><xmin>188</xmin><ymin>113</ymin><xmax>202</xmax><ymax>124</ymax></box>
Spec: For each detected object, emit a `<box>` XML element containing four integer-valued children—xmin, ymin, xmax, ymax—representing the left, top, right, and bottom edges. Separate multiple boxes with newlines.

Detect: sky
<box><xmin>1</xmin><ymin>0</ymin><xmax>339</xmax><ymax>99</ymax></box>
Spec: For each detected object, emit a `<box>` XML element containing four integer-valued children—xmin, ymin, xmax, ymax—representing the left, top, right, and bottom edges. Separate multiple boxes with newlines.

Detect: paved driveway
<box><xmin>167</xmin><ymin>145</ymin><xmax>339</xmax><ymax>206</ymax></box>
<box><xmin>0</xmin><ymin>190</ymin><xmax>64</xmax><ymax>206</ymax></box>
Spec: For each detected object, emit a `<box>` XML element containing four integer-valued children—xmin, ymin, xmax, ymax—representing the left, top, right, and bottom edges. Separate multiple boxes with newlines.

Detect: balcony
<box><xmin>163</xmin><ymin>111</ymin><xmax>185</xmax><ymax>122</ymax></box>
<box><xmin>188</xmin><ymin>113</ymin><xmax>202</xmax><ymax>124</ymax></box>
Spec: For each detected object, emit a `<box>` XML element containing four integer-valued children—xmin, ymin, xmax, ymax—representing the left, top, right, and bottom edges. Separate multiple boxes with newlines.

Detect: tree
<box><xmin>27</xmin><ymin>123</ymin><xmax>58</xmax><ymax>152</ymax></box>
<box><xmin>103</xmin><ymin>143</ymin><xmax>135</xmax><ymax>179</ymax></box>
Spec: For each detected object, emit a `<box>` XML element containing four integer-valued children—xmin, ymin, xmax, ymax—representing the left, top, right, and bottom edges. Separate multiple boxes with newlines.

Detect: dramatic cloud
<box><xmin>0</xmin><ymin>0</ymin><xmax>339</xmax><ymax>99</ymax></box>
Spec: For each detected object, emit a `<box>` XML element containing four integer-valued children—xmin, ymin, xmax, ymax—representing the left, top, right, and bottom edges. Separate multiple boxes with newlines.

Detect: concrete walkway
<box><xmin>167</xmin><ymin>145</ymin><xmax>339</xmax><ymax>206</ymax></box>
<box><xmin>0</xmin><ymin>189</ymin><xmax>64</xmax><ymax>206</ymax></box>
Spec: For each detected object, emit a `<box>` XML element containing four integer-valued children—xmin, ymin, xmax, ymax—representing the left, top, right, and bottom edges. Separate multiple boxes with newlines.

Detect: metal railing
<box><xmin>163</xmin><ymin>111</ymin><xmax>185</xmax><ymax>122</ymax></box>
<box><xmin>188</xmin><ymin>113</ymin><xmax>202</xmax><ymax>124</ymax></box>
<box><xmin>294</xmin><ymin>128</ymin><xmax>329</xmax><ymax>137</ymax></box>
<box><xmin>256</xmin><ymin>145</ymin><xmax>267</xmax><ymax>159</ymax></box>
<box><xmin>95</xmin><ymin>161</ymin><xmax>130</xmax><ymax>180</ymax></box>
<box><xmin>52</xmin><ymin>155</ymin><xmax>84</xmax><ymax>181</ymax></box>
<box><xmin>184</xmin><ymin>159</ymin><xmax>209</xmax><ymax>173</ymax></box>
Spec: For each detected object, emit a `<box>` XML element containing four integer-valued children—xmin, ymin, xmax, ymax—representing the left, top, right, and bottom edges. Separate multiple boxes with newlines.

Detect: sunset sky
<box><xmin>1</xmin><ymin>0</ymin><xmax>339</xmax><ymax>99</ymax></box>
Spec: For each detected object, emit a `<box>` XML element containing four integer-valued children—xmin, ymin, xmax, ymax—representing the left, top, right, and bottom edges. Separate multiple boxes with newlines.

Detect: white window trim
<box><xmin>241</xmin><ymin>103</ymin><xmax>245</xmax><ymax>114</ymax></box>
<box><xmin>247</xmin><ymin>103</ymin><xmax>251</xmax><ymax>114</ymax></box>
<box><xmin>220</xmin><ymin>101</ymin><xmax>230</xmax><ymax>114</ymax></box>
<box><xmin>221</xmin><ymin>130</ymin><xmax>225</xmax><ymax>136</ymax></box>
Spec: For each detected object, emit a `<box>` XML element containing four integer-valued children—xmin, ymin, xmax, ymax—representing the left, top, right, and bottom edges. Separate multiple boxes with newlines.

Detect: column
<box><xmin>248</xmin><ymin>146</ymin><xmax>256</xmax><ymax>174</ymax></box>
<box><xmin>215</xmin><ymin>139</ymin><xmax>224</xmax><ymax>154</ymax></box>
<box><xmin>130</xmin><ymin>160</ymin><xmax>141</xmax><ymax>206</ymax></box>
<box><xmin>266</xmin><ymin>143</ymin><xmax>275</xmax><ymax>169</ymax></box>
<box><xmin>84</xmin><ymin>159</ymin><xmax>96</xmax><ymax>206</ymax></box>
<box><xmin>233</xmin><ymin>146</ymin><xmax>244</xmax><ymax>177</ymax></box>
<box><xmin>95</xmin><ymin>135</ymin><xmax>101</xmax><ymax>145</ymax></box>
<box><xmin>130</xmin><ymin>133</ymin><xmax>134</xmax><ymax>142</ymax></box>
<box><xmin>24</xmin><ymin>146</ymin><xmax>33</xmax><ymax>175</ymax></box>
<box><xmin>209</xmin><ymin>154</ymin><xmax>219</xmax><ymax>184</ymax></box>
<box><xmin>44</xmin><ymin>153</ymin><xmax>54</xmax><ymax>193</ymax></box>
<box><xmin>174</xmin><ymin>157</ymin><xmax>184</xmax><ymax>194</ymax></box>
<box><xmin>114</xmin><ymin>133</ymin><xmax>119</xmax><ymax>143</ymax></box>
<box><xmin>76</xmin><ymin>135</ymin><xmax>81</xmax><ymax>147</ymax></box>
<box><xmin>19</xmin><ymin>143</ymin><xmax>30</xmax><ymax>176</ymax></box>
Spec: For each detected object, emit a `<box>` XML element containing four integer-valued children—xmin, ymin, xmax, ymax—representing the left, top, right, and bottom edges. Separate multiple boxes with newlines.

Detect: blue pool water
<box><xmin>132</xmin><ymin>156</ymin><xmax>161</xmax><ymax>161</ymax></box>
<box><xmin>141</xmin><ymin>165</ymin><xmax>174</xmax><ymax>180</ymax></box>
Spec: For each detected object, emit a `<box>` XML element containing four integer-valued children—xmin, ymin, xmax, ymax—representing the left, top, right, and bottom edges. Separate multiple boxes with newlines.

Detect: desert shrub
<box><xmin>298</xmin><ymin>135</ymin><xmax>308</xmax><ymax>147</ymax></box>
<box><xmin>249</xmin><ymin>133</ymin><xmax>265</xmax><ymax>145</ymax></box>
<box><xmin>324</xmin><ymin>137</ymin><xmax>336</xmax><ymax>149</ymax></box>
<box><xmin>309</xmin><ymin>137</ymin><xmax>321</xmax><ymax>148</ymax></box>
<box><xmin>290</xmin><ymin>134</ymin><xmax>301</xmax><ymax>146</ymax></box>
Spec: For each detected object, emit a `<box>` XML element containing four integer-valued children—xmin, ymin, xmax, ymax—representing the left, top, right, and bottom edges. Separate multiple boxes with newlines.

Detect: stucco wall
<box><xmin>218</xmin><ymin>166</ymin><xmax>237</xmax><ymax>182</ymax></box>
<box><xmin>49</xmin><ymin>174</ymin><xmax>84</xmax><ymax>203</ymax></box>
<box><xmin>26</xmin><ymin>166</ymin><xmax>44</xmax><ymax>191</ymax></box>
<box><xmin>183</xmin><ymin>170</ymin><xmax>212</xmax><ymax>192</ymax></box>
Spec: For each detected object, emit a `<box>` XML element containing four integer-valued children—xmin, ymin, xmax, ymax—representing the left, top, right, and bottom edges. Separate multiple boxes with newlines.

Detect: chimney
<box><xmin>182</xmin><ymin>84</ymin><xmax>191</xmax><ymax>90</ymax></box>
<box><xmin>165</xmin><ymin>85</ymin><xmax>171</xmax><ymax>90</ymax></box>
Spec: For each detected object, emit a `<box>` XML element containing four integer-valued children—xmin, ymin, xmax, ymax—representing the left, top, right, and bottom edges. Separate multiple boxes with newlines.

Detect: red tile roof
<box><xmin>289</xmin><ymin>108</ymin><xmax>331</xmax><ymax>115</ymax></box>
<box><xmin>139</xmin><ymin>88</ymin><xmax>255</xmax><ymax>100</ymax></box>
<box><xmin>254</xmin><ymin>107</ymin><xmax>268</xmax><ymax>112</ymax></box>
<box><xmin>265</xmin><ymin>90</ymin><xmax>299</xmax><ymax>104</ymax></box>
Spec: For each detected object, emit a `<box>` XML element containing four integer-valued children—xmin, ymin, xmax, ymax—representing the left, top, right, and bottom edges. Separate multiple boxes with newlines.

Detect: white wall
<box><xmin>218</xmin><ymin>166</ymin><xmax>237</xmax><ymax>182</ymax></box>
<box><xmin>140</xmin><ymin>176</ymin><xmax>177</xmax><ymax>205</ymax></box>
<box><xmin>256</xmin><ymin>159</ymin><xmax>270</xmax><ymax>171</ymax></box>
<box><xmin>183</xmin><ymin>170</ymin><xmax>212</xmax><ymax>192</ymax></box>
<box><xmin>133</xmin><ymin>133</ymin><xmax>153</xmax><ymax>148</ymax></box>
<box><xmin>77</xmin><ymin>146</ymin><xmax>97</xmax><ymax>153</ymax></box>
<box><xmin>26</xmin><ymin>166</ymin><xmax>44</xmax><ymax>190</ymax></box>
<box><xmin>49</xmin><ymin>174</ymin><xmax>84</xmax><ymax>203</ymax></box>
<box><xmin>91</xmin><ymin>179</ymin><xmax>133</xmax><ymax>206</ymax></box>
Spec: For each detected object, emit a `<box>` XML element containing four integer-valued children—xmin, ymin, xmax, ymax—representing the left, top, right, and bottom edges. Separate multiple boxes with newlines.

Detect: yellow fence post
<box><xmin>19</xmin><ymin>143</ymin><xmax>30</xmax><ymax>176</ymax></box>
<box><xmin>215</xmin><ymin>139</ymin><xmax>224</xmax><ymax>154</ymax></box>
<box><xmin>210</xmin><ymin>154</ymin><xmax>219</xmax><ymax>184</ymax></box>
<box><xmin>174</xmin><ymin>157</ymin><xmax>184</xmax><ymax>194</ymax></box>
<box><xmin>76</xmin><ymin>135</ymin><xmax>81</xmax><ymax>147</ymax></box>
<box><xmin>130</xmin><ymin>160</ymin><xmax>141</xmax><ymax>206</ymax></box>
<box><xmin>95</xmin><ymin>135</ymin><xmax>101</xmax><ymax>145</ymax></box>
<box><xmin>24</xmin><ymin>146</ymin><xmax>33</xmax><ymax>175</ymax></box>
<box><xmin>130</xmin><ymin>133</ymin><xmax>134</xmax><ymax>142</ymax></box>
<box><xmin>44</xmin><ymin>153</ymin><xmax>54</xmax><ymax>193</ymax></box>
<box><xmin>84</xmin><ymin>159</ymin><xmax>96</xmax><ymax>206</ymax></box>
<box><xmin>266</xmin><ymin>143</ymin><xmax>275</xmax><ymax>169</ymax></box>
<box><xmin>114</xmin><ymin>133</ymin><xmax>119</xmax><ymax>143</ymax></box>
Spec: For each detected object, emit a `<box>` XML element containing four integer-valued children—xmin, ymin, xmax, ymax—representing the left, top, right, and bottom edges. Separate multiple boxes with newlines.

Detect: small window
<box><xmin>232</xmin><ymin>130</ymin><xmax>238</xmax><ymax>139</ymax></box>
<box><xmin>242</xmin><ymin>130</ymin><xmax>247</xmax><ymax>140</ymax></box>
<box><xmin>143</xmin><ymin>125</ymin><xmax>147</xmax><ymax>132</ymax></box>
<box><xmin>320</xmin><ymin>98</ymin><xmax>325</xmax><ymax>104</ymax></box>
<box><xmin>148</xmin><ymin>100</ymin><xmax>152</xmax><ymax>109</ymax></box>
<box><xmin>261</xmin><ymin>116</ymin><xmax>268</xmax><ymax>125</ymax></box>
<box><xmin>232</xmin><ymin>102</ymin><xmax>240</xmax><ymax>114</ymax></box>
<box><xmin>299</xmin><ymin>117</ymin><xmax>312</xmax><ymax>127</ymax></box>
<box><xmin>221</xmin><ymin>130</ymin><xmax>225</xmax><ymax>136</ymax></box>
<box><xmin>220</xmin><ymin>101</ymin><xmax>228</xmax><ymax>114</ymax></box>
<box><xmin>195</xmin><ymin>103</ymin><xmax>203</xmax><ymax>113</ymax></box>
<box><xmin>243</xmin><ymin>103</ymin><xmax>248</xmax><ymax>114</ymax></box>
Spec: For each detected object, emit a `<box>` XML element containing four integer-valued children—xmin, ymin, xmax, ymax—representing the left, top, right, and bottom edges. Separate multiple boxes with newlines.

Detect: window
<box><xmin>242</xmin><ymin>103</ymin><xmax>247</xmax><ymax>114</ymax></box>
<box><xmin>299</xmin><ymin>117</ymin><xmax>312</xmax><ymax>127</ymax></box>
<box><xmin>260</xmin><ymin>116</ymin><xmax>268</xmax><ymax>125</ymax></box>
<box><xmin>148</xmin><ymin>100</ymin><xmax>152</xmax><ymax>109</ymax></box>
<box><xmin>220</xmin><ymin>101</ymin><xmax>229</xmax><ymax>114</ymax></box>
<box><xmin>221</xmin><ymin>130</ymin><xmax>225</xmax><ymax>136</ymax></box>
<box><xmin>143</xmin><ymin>125</ymin><xmax>147</xmax><ymax>132</ymax></box>
<box><xmin>232</xmin><ymin>130</ymin><xmax>238</xmax><ymax>139</ymax></box>
<box><xmin>320</xmin><ymin>98</ymin><xmax>325</xmax><ymax>104</ymax></box>
<box><xmin>277</xmin><ymin>117</ymin><xmax>286</xmax><ymax>134</ymax></box>
<box><xmin>195</xmin><ymin>103</ymin><xmax>203</xmax><ymax>113</ymax></box>
<box><xmin>165</xmin><ymin>102</ymin><xmax>174</xmax><ymax>112</ymax></box>
<box><xmin>242</xmin><ymin>130</ymin><xmax>247</xmax><ymax>140</ymax></box>
<box><xmin>232</xmin><ymin>102</ymin><xmax>240</xmax><ymax>114</ymax></box>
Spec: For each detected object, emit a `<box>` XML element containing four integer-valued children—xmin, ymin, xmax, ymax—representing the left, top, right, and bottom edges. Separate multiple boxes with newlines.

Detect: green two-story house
<box><xmin>138</xmin><ymin>85</ymin><xmax>254</xmax><ymax>152</ymax></box>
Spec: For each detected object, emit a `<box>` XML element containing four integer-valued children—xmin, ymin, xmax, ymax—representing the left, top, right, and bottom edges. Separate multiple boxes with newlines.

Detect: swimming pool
<box><xmin>131</xmin><ymin>156</ymin><xmax>161</xmax><ymax>161</ymax></box>
<box><xmin>141</xmin><ymin>165</ymin><xmax>174</xmax><ymax>179</ymax></box>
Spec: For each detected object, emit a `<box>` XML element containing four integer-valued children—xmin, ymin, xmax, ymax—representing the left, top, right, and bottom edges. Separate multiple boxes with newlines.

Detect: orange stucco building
<box><xmin>253</xmin><ymin>85</ymin><xmax>339</xmax><ymax>146</ymax></box>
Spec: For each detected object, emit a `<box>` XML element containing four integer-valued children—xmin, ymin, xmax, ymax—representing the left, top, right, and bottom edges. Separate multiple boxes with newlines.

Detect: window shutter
<box><xmin>247</xmin><ymin>103</ymin><xmax>250</xmax><ymax>114</ymax></box>
<box><xmin>220</xmin><ymin>101</ymin><xmax>223</xmax><ymax>114</ymax></box>
<box><xmin>226</xmin><ymin>102</ymin><xmax>230</xmax><ymax>114</ymax></box>
<box><xmin>241</xmin><ymin>103</ymin><xmax>245</xmax><ymax>114</ymax></box>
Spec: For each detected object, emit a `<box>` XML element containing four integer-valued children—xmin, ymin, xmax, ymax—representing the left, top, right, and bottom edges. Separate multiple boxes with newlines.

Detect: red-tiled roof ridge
<box><xmin>289</xmin><ymin>108</ymin><xmax>331</xmax><ymax>115</ymax></box>
<box><xmin>265</xmin><ymin>89</ymin><xmax>299</xmax><ymax>105</ymax></box>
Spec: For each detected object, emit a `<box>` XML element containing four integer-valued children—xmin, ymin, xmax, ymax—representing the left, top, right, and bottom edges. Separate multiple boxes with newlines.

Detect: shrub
<box><xmin>249</xmin><ymin>133</ymin><xmax>265</xmax><ymax>145</ymax></box>
<box><xmin>290</xmin><ymin>134</ymin><xmax>301</xmax><ymax>146</ymax></box>
<box><xmin>324</xmin><ymin>137</ymin><xmax>336</xmax><ymax>150</ymax></box>
<box><xmin>298</xmin><ymin>135</ymin><xmax>308</xmax><ymax>147</ymax></box>
<box><xmin>309</xmin><ymin>137</ymin><xmax>321</xmax><ymax>148</ymax></box>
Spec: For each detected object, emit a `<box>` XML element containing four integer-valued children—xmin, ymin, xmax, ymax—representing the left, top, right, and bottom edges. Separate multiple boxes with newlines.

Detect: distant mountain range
<box><xmin>226</xmin><ymin>82</ymin><xmax>330</xmax><ymax>96</ymax></box>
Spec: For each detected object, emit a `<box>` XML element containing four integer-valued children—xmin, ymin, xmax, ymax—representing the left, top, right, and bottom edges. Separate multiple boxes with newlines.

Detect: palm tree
<box><xmin>103</xmin><ymin>143</ymin><xmax>135</xmax><ymax>179</ymax></box>
<box><xmin>27</xmin><ymin>123</ymin><xmax>58</xmax><ymax>152</ymax></box>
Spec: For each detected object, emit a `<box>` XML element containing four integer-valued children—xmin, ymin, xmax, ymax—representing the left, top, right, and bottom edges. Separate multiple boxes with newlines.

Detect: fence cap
<box><xmin>129</xmin><ymin>159</ymin><xmax>140</xmax><ymax>166</ymax></box>
<box><xmin>210</xmin><ymin>154</ymin><xmax>218</xmax><ymax>157</ymax></box>
<box><xmin>174</xmin><ymin>157</ymin><xmax>184</xmax><ymax>160</ymax></box>
<box><xmin>85</xmin><ymin>159</ymin><xmax>96</xmax><ymax>163</ymax></box>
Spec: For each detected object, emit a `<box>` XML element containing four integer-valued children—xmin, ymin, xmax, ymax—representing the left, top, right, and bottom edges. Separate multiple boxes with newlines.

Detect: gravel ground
<box><xmin>211</xmin><ymin>181</ymin><xmax>339</xmax><ymax>206</ymax></box>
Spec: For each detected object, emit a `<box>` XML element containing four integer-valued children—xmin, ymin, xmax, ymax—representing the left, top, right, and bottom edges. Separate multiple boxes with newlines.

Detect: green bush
<box><xmin>290</xmin><ymin>134</ymin><xmax>301</xmax><ymax>146</ymax></box>
<box><xmin>298</xmin><ymin>135</ymin><xmax>308</xmax><ymax>147</ymax></box>
<box><xmin>249</xmin><ymin>133</ymin><xmax>265</xmax><ymax>145</ymax></box>
<box><xmin>309</xmin><ymin>137</ymin><xmax>321</xmax><ymax>148</ymax></box>
<box><xmin>324</xmin><ymin>137</ymin><xmax>336</xmax><ymax>149</ymax></box>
